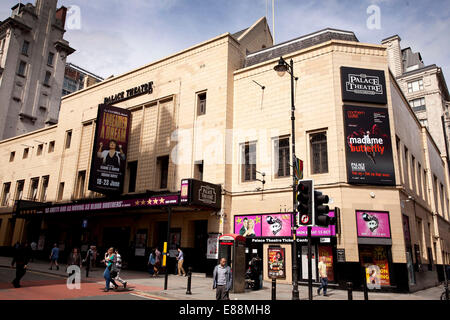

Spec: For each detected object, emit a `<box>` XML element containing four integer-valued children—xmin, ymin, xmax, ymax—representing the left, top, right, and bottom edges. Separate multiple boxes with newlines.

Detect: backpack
<box><xmin>149</xmin><ymin>253</ymin><xmax>156</xmax><ymax>265</ymax></box>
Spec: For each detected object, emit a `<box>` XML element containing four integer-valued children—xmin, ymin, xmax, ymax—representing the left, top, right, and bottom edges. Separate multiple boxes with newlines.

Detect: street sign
<box><xmin>337</xmin><ymin>249</ymin><xmax>346</xmax><ymax>263</ymax></box>
<box><xmin>300</xmin><ymin>215</ymin><xmax>310</xmax><ymax>224</ymax></box>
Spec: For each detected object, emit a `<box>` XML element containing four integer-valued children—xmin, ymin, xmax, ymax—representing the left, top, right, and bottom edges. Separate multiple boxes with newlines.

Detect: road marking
<box><xmin>129</xmin><ymin>291</ymin><xmax>168</xmax><ymax>300</ymax></box>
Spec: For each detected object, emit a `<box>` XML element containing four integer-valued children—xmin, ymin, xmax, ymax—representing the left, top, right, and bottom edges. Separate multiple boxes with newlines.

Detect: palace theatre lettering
<box><xmin>103</xmin><ymin>81</ymin><xmax>154</xmax><ymax>105</ymax></box>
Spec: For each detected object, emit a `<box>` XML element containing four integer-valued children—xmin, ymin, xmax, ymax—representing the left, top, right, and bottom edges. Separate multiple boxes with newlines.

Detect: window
<box><xmin>15</xmin><ymin>180</ymin><xmax>24</xmax><ymax>200</ymax></box>
<box><xmin>197</xmin><ymin>92</ymin><xmax>207</xmax><ymax>116</ymax></box>
<box><xmin>43</xmin><ymin>71</ymin><xmax>51</xmax><ymax>86</ymax></box>
<box><xmin>23</xmin><ymin>148</ymin><xmax>29</xmax><ymax>159</ymax></box>
<box><xmin>404</xmin><ymin>147</ymin><xmax>409</xmax><ymax>187</ymax></box>
<box><xmin>1</xmin><ymin>183</ymin><xmax>11</xmax><ymax>206</ymax></box>
<box><xmin>241</xmin><ymin>142</ymin><xmax>257</xmax><ymax>182</ymax></box>
<box><xmin>411</xmin><ymin>156</ymin><xmax>416</xmax><ymax>192</ymax></box>
<box><xmin>419</xmin><ymin>119</ymin><xmax>428</xmax><ymax>127</ymax></box>
<box><xmin>410</xmin><ymin>97</ymin><xmax>426</xmax><ymax>112</ymax></box>
<box><xmin>47</xmin><ymin>52</ymin><xmax>54</xmax><ymax>66</ymax></box>
<box><xmin>37</xmin><ymin>144</ymin><xmax>43</xmax><ymax>156</ymax></box>
<box><xmin>65</xmin><ymin>130</ymin><xmax>72</xmax><ymax>149</ymax></box>
<box><xmin>194</xmin><ymin>160</ymin><xmax>204</xmax><ymax>181</ymax></box>
<box><xmin>427</xmin><ymin>247</ymin><xmax>433</xmax><ymax>271</ymax></box>
<box><xmin>76</xmin><ymin>171</ymin><xmax>86</xmax><ymax>199</ymax></box>
<box><xmin>40</xmin><ymin>176</ymin><xmax>49</xmax><ymax>202</ymax></box>
<box><xmin>274</xmin><ymin>137</ymin><xmax>290</xmax><ymax>178</ymax></box>
<box><xmin>157</xmin><ymin>156</ymin><xmax>169</xmax><ymax>189</ymax></box>
<box><xmin>9</xmin><ymin>151</ymin><xmax>15</xmax><ymax>162</ymax></box>
<box><xmin>310</xmin><ymin>132</ymin><xmax>328</xmax><ymax>174</ymax></box>
<box><xmin>29</xmin><ymin>178</ymin><xmax>39</xmax><ymax>201</ymax></box>
<box><xmin>21</xmin><ymin>40</ymin><xmax>30</xmax><ymax>55</ymax></box>
<box><xmin>17</xmin><ymin>61</ymin><xmax>27</xmax><ymax>77</ymax></box>
<box><xmin>417</xmin><ymin>163</ymin><xmax>422</xmax><ymax>198</ymax></box>
<box><xmin>407</xmin><ymin>79</ymin><xmax>424</xmax><ymax>93</ymax></box>
<box><xmin>57</xmin><ymin>182</ymin><xmax>65</xmax><ymax>201</ymax></box>
<box><xmin>48</xmin><ymin>141</ymin><xmax>55</xmax><ymax>153</ymax></box>
<box><xmin>127</xmin><ymin>161</ymin><xmax>138</xmax><ymax>193</ymax></box>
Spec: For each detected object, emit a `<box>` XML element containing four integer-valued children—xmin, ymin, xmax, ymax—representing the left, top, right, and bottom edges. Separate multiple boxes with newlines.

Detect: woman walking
<box><xmin>103</xmin><ymin>247</ymin><xmax>118</xmax><ymax>292</ymax></box>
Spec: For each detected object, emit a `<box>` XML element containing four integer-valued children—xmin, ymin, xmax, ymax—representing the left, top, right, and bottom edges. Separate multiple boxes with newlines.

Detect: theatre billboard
<box><xmin>88</xmin><ymin>104</ymin><xmax>131</xmax><ymax>194</ymax></box>
<box><xmin>343</xmin><ymin>105</ymin><xmax>395</xmax><ymax>186</ymax></box>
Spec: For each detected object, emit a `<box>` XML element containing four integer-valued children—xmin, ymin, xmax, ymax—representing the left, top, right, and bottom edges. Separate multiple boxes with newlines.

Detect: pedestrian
<box><xmin>317</xmin><ymin>256</ymin><xmax>328</xmax><ymax>296</ymax></box>
<box><xmin>113</xmin><ymin>249</ymin><xmax>127</xmax><ymax>288</ymax></box>
<box><xmin>176</xmin><ymin>247</ymin><xmax>186</xmax><ymax>276</ymax></box>
<box><xmin>154</xmin><ymin>247</ymin><xmax>161</xmax><ymax>276</ymax></box>
<box><xmin>67</xmin><ymin>248</ymin><xmax>81</xmax><ymax>283</ymax></box>
<box><xmin>103</xmin><ymin>247</ymin><xmax>119</xmax><ymax>292</ymax></box>
<box><xmin>49</xmin><ymin>243</ymin><xmax>59</xmax><ymax>270</ymax></box>
<box><xmin>148</xmin><ymin>249</ymin><xmax>156</xmax><ymax>276</ymax></box>
<box><xmin>30</xmin><ymin>241</ymin><xmax>37</xmax><ymax>262</ymax></box>
<box><xmin>11</xmin><ymin>243</ymin><xmax>30</xmax><ymax>288</ymax></box>
<box><xmin>213</xmin><ymin>258</ymin><xmax>232</xmax><ymax>300</ymax></box>
<box><xmin>249</xmin><ymin>253</ymin><xmax>262</xmax><ymax>290</ymax></box>
<box><xmin>92</xmin><ymin>246</ymin><xmax>98</xmax><ymax>269</ymax></box>
<box><xmin>83</xmin><ymin>245</ymin><xmax>94</xmax><ymax>277</ymax></box>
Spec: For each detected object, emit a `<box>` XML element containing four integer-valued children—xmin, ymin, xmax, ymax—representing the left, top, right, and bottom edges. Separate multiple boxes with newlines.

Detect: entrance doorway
<box><xmin>191</xmin><ymin>220</ymin><xmax>208</xmax><ymax>272</ymax></box>
<box><xmin>102</xmin><ymin>227</ymin><xmax>131</xmax><ymax>259</ymax></box>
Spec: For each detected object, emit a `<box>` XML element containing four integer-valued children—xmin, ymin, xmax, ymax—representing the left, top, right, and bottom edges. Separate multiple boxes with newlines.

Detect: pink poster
<box><xmin>356</xmin><ymin>211</ymin><xmax>391</xmax><ymax>238</ymax></box>
<box><xmin>234</xmin><ymin>215</ymin><xmax>262</xmax><ymax>237</ymax></box>
<box><xmin>262</xmin><ymin>214</ymin><xmax>292</xmax><ymax>237</ymax></box>
<box><xmin>296</xmin><ymin>211</ymin><xmax>336</xmax><ymax>237</ymax></box>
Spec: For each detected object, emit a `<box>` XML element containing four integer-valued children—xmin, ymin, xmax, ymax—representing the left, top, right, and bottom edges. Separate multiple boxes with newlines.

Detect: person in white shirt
<box><xmin>317</xmin><ymin>256</ymin><xmax>328</xmax><ymax>296</ymax></box>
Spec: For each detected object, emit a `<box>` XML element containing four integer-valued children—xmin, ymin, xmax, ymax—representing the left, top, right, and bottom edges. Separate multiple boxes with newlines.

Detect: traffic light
<box><xmin>314</xmin><ymin>190</ymin><xmax>330</xmax><ymax>227</ymax></box>
<box><xmin>296</xmin><ymin>180</ymin><xmax>313</xmax><ymax>226</ymax></box>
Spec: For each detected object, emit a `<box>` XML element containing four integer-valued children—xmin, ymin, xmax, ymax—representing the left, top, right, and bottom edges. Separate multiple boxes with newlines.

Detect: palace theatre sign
<box><xmin>103</xmin><ymin>81</ymin><xmax>154</xmax><ymax>105</ymax></box>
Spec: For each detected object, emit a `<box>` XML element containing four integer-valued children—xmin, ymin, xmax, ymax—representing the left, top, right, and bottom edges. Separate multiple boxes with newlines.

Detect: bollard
<box><xmin>363</xmin><ymin>279</ymin><xmax>369</xmax><ymax>301</ymax></box>
<box><xmin>347</xmin><ymin>282</ymin><xmax>353</xmax><ymax>300</ymax></box>
<box><xmin>271</xmin><ymin>278</ymin><xmax>276</xmax><ymax>300</ymax></box>
<box><xmin>186</xmin><ymin>267</ymin><xmax>192</xmax><ymax>295</ymax></box>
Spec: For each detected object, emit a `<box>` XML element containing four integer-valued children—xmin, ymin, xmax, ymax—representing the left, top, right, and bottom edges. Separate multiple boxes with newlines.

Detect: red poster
<box><xmin>360</xmin><ymin>246</ymin><xmax>390</xmax><ymax>286</ymax></box>
<box><xmin>318</xmin><ymin>246</ymin><xmax>334</xmax><ymax>281</ymax></box>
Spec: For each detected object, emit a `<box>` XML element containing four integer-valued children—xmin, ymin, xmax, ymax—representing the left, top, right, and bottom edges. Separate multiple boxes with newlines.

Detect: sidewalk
<box><xmin>0</xmin><ymin>256</ymin><xmax>444</xmax><ymax>300</ymax></box>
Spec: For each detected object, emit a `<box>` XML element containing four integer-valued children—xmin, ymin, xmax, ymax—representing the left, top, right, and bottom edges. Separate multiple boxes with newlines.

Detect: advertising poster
<box><xmin>318</xmin><ymin>246</ymin><xmax>334</xmax><ymax>281</ymax></box>
<box><xmin>297</xmin><ymin>211</ymin><xmax>336</xmax><ymax>237</ymax></box>
<box><xmin>356</xmin><ymin>211</ymin><xmax>391</xmax><ymax>238</ymax></box>
<box><xmin>234</xmin><ymin>215</ymin><xmax>261</xmax><ymax>237</ymax></box>
<box><xmin>268</xmin><ymin>247</ymin><xmax>286</xmax><ymax>279</ymax></box>
<box><xmin>207</xmin><ymin>234</ymin><xmax>220</xmax><ymax>259</ymax></box>
<box><xmin>340</xmin><ymin>66</ymin><xmax>387</xmax><ymax>104</ymax></box>
<box><xmin>262</xmin><ymin>213</ymin><xmax>292</xmax><ymax>237</ymax></box>
<box><xmin>360</xmin><ymin>246</ymin><xmax>390</xmax><ymax>286</ymax></box>
<box><xmin>88</xmin><ymin>104</ymin><xmax>131</xmax><ymax>194</ymax></box>
<box><xmin>344</xmin><ymin>105</ymin><xmax>395</xmax><ymax>186</ymax></box>
<box><xmin>134</xmin><ymin>230</ymin><xmax>147</xmax><ymax>256</ymax></box>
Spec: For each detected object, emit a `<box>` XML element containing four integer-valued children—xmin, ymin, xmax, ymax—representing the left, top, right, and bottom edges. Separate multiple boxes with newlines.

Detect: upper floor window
<box><xmin>127</xmin><ymin>161</ymin><xmax>138</xmax><ymax>193</ymax></box>
<box><xmin>37</xmin><ymin>144</ymin><xmax>43</xmax><ymax>156</ymax></box>
<box><xmin>15</xmin><ymin>180</ymin><xmax>24</xmax><ymax>200</ymax></box>
<box><xmin>21</xmin><ymin>40</ymin><xmax>30</xmax><ymax>56</ymax></box>
<box><xmin>310</xmin><ymin>132</ymin><xmax>328</xmax><ymax>174</ymax></box>
<box><xmin>29</xmin><ymin>177</ymin><xmax>39</xmax><ymax>201</ymax></box>
<box><xmin>410</xmin><ymin>97</ymin><xmax>426</xmax><ymax>112</ymax></box>
<box><xmin>48</xmin><ymin>141</ymin><xmax>55</xmax><ymax>153</ymax></box>
<box><xmin>407</xmin><ymin>79</ymin><xmax>424</xmax><ymax>93</ymax></box>
<box><xmin>274</xmin><ymin>137</ymin><xmax>290</xmax><ymax>178</ymax></box>
<box><xmin>9</xmin><ymin>151</ymin><xmax>15</xmax><ymax>162</ymax></box>
<box><xmin>241</xmin><ymin>142</ymin><xmax>257</xmax><ymax>182</ymax></box>
<box><xmin>23</xmin><ymin>148</ymin><xmax>29</xmax><ymax>159</ymax></box>
<box><xmin>44</xmin><ymin>71</ymin><xmax>51</xmax><ymax>86</ymax></box>
<box><xmin>65</xmin><ymin>130</ymin><xmax>72</xmax><ymax>149</ymax></box>
<box><xmin>17</xmin><ymin>61</ymin><xmax>27</xmax><ymax>77</ymax></box>
<box><xmin>197</xmin><ymin>92</ymin><xmax>207</xmax><ymax>116</ymax></box>
<box><xmin>156</xmin><ymin>156</ymin><xmax>169</xmax><ymax>189</ymax></box>
<box><xmin>40</xmin><ymin>176</ymin><xmax>49</xmax><ymax>202</ymax></box>
<box><xmin>47</xmin><ymin>52</ymin><xmax>55</xmax><ymax>66</ymax></box>
<box><xmin>1</xmin><ymin>182</ymin><xmax>11</xmax><ymax>206</ymax></box>
<box><xmin>419</xmin><ymin>119</ymin><xmax>428</xmax><ymax>127</ymax></box>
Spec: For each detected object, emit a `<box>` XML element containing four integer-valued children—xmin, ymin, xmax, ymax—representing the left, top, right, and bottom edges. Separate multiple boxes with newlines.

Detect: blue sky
<box><xmin>1</xmin><ymin>0</ymin><xmax>449</xmax><ymax>81</ymax></box>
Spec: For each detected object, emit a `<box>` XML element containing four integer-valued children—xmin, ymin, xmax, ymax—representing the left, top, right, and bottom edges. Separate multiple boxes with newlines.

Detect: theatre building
<box><xmin>0</xmin><ymin>17</ymin><xmax>449</xmax><ymax>292</ymax></box>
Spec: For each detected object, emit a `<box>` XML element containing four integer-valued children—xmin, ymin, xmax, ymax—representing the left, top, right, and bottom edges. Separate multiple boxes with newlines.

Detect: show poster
<box><xmin>206</xmin><ymin>234</ymin><xmax>220</xmax><ymax>259</ymax></box>
<box><xmin>344</xmin><ymin>105</ymin><xmax>395</xmax><ymax>186</ymax></box>
<box><xmin>356</xmin><ymin>210</ymin><xmax>391</xmax><ymax>238</ymax></box>
<box><xmin>318</xmin><ymin>246</ymin><xmax>335</xmax><ymax>281</ymax></box>
<box><xmin>262</xmin><ymin>214</ymin><xmax>292</xmax><ymax>237</ymax></box>
<box><xmin>268</xmin><ymin>247</ymin><xmax>286</xmax><ymax>279</ymax></box>
<box><xmin>234</xmin><ymin>215</ymin><xmax>262</xmax><ymax>237</ymax></box>
<box><xmin>360</xmin><ymin>246</ymin><xmax>390</xmax><ymax>286</ymax></box>
<box><xmin>88</xmin><ymin>104</ymin><xmax>131</xmax><ymax>194</ymax></box>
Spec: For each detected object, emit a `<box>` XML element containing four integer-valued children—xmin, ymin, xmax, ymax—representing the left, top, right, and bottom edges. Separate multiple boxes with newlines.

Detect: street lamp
<box><xmin>273</xmin><ymin>56</ymin><xmax>300</xmax><ymax>300</ymax></box>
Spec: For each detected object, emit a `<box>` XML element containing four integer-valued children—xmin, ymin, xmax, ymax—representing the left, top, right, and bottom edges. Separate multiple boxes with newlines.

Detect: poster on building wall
<box><xmin>318</xmin><ymin>246</ymin><xmax>335</xmax><ymax>281</ymax></box>
<box><xmin>356</xmin><ymin>210</ymin><xmax>391</xmax><ymax>238</ymax></box>
<box><xmin>207</xmin><ymin>233</ymin><xmax>220</xmax><ymax>259</ymax></box>
<box><xmin>268</xmin><ymin>247</ymin><xmax>286</xmax><ymax>279</ymax></box>
<box><xmin>234</xmin><ymin>215</ymin><xmax>262</xmax><ymax>237</ymax></box>
<box><xmin>134</xmin><ymin>230</ymin><xmax>147</xmax><ymax>256</ymax></box>
<box><xmin>88</xmin><ymin>104</ymin><xmax>131</xmax><ymax>194</ymax></box>
<box><xmin>344</xmin><ymin>105</ymin><xmax>396</xmax><ymax>186</ymax></box>
<box><xmin>262</xmin><ymin>214</ymin><xmax>292</xmax><ymax>237</ymax></box>
<box><xmin>359</xmin><ymin>245</ymin><xmax>390</xmax><ymax>286</ymax></box>
<box><xmin>340</xmin><ymin>66</ymin><xmax>387</xmax><ymax>104</ymax></box>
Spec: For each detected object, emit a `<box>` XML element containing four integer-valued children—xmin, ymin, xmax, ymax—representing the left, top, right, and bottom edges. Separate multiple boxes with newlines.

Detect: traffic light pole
<box><xmin>289</xmin><ymin>59</ymin><xmax>300</xmax><ymax>301</ymax></box>
<box><xmin>308</xmin><ymin>225</ymin><xmax>313</xmax><ymax>300</ymax></box>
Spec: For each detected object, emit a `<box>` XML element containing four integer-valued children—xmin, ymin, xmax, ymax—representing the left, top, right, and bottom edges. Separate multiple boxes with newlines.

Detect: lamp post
<box><xmin>274</xmin><ymin>56</ymin><xmax>299</xmax><ymax>300</ymax></box>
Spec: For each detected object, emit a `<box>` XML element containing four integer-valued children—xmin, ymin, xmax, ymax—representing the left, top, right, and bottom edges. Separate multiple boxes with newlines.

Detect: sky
<box><xmin>0</xmin><ymin>0</ymin><xmax>449</xmax><ymax>81</ymax></box>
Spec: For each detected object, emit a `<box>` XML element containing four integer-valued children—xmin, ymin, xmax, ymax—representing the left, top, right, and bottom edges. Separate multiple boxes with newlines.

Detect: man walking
<box><xmin>213</xmin><ymin>258</ymin><xmax>232</xmax><ymax>300</ymax></box>
<box><xmin>83</xmin><ymin>245</ymin><xmax>94</xmax><ymax>277</ymax></box>
<box><xmin>49</xmin><ymin>243</ymin><xmax>60</xmax><ymax>270</ymax></box>
<box><xmin>113</xmin><ymin>249</ymin><xmax>127</xmax><ymax>288</ymax></box>
<box><xmin>176</xmin><ymin>247</ymin><xmax>186</xmax><ymax>276</ymax></box>
<box><xmin>11</xmin><ymin>243</ymin><xmax>29</xmax><ymax>288</ymax></box>
<box><xmin>317</xmin><ymin>256</ymin><xmax>328</xmax><ymax>296</ymax></box>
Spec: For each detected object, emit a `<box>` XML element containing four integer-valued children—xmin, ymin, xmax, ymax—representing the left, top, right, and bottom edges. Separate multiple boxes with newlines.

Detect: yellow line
<box><xmin>130</xmin><ymin>291</ymin><xmax>168</xmax><ymax>300</ymax></box>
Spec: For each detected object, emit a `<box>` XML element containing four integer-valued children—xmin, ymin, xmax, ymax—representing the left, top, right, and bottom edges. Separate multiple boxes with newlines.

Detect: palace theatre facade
<box><xmin>0</xmin><ymin>18</ymin><xmax>449</xmax><ymax>292</ymax></box>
